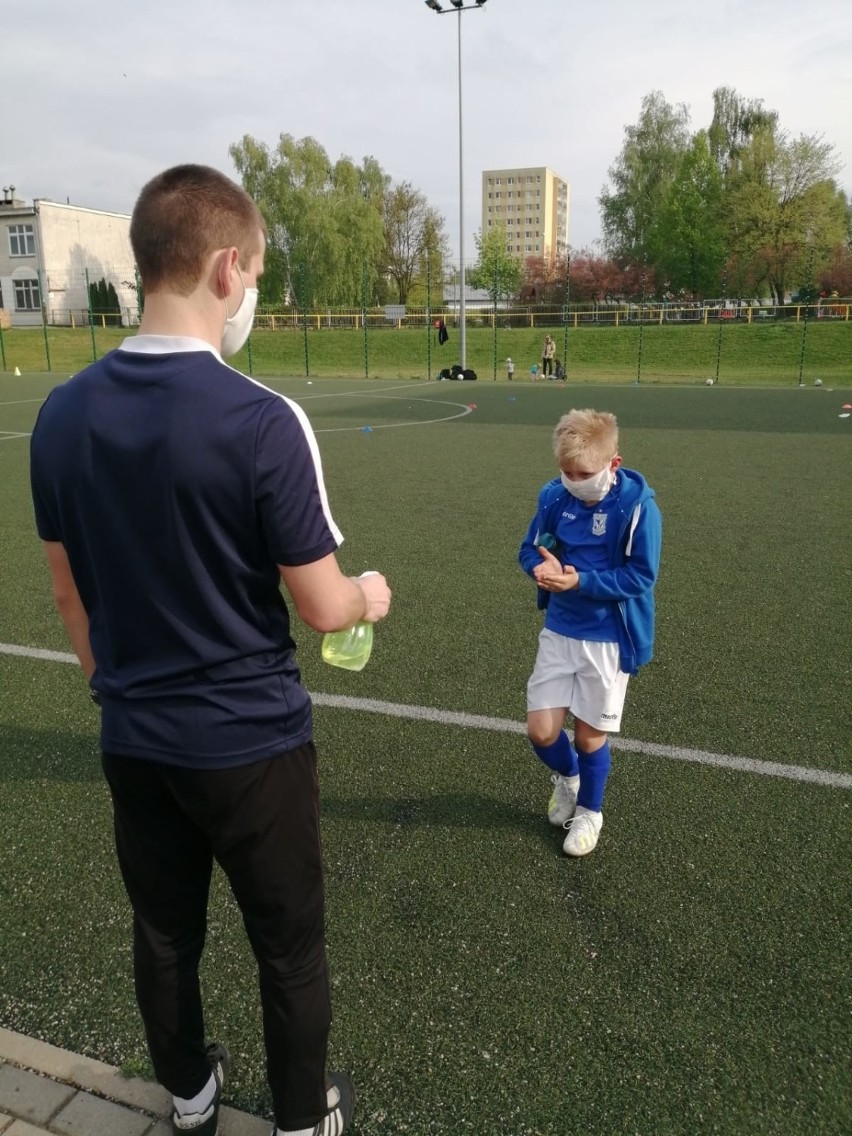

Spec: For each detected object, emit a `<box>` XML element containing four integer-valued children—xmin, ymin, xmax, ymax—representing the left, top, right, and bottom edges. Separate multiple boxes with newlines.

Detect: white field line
<box><xmin>0</xmin><ymin>432</ymin><xmax>30</xmax><ymax>441</ymax></box>
<box><xmin>0</xmin><ymin>381</ymin><xmax>462</xmax><ymax>435</ymax></box>
<box><xmin>2</xmin><ymin>642</ymin><xmax>849</xmax><ymax>790</ymax></box>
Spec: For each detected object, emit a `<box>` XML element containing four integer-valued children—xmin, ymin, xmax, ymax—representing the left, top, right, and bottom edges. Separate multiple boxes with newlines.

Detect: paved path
<box><xmin>0</xmin><ymin>1029</ymin><xmax>270</xmax><ymax>1136</ymax></box>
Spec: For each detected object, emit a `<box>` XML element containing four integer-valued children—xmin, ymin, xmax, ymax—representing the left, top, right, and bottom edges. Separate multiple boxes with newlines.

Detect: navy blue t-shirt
<box><xmin>30</xmin><ymin>336</ymin><xmax>342</xmax><ymax>768</ymax></box>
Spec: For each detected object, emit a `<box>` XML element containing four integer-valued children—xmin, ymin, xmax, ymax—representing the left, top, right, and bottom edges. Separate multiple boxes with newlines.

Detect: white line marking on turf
<box><xmin>0</xmin><ymin>432</ymin><xmax>30</xmax><ymax>441</ymax></box>
<box><xmin>2</xmin><ymin>642</ymin><xmax>849</xmax><ymax>790</ymax></box>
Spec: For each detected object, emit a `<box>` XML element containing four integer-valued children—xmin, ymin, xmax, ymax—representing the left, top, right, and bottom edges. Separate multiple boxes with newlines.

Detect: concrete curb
<box><xmin>0</xmin><ymin>1029</ymin><xmax>270</xmax><ymax>1135</ymax></box>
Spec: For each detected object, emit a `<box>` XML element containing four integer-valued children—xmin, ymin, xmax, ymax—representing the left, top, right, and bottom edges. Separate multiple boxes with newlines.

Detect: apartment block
<box><xmin>481</xmin><ymin>167</ymin><xmax>569</xmax><ymax>261</ymax></box>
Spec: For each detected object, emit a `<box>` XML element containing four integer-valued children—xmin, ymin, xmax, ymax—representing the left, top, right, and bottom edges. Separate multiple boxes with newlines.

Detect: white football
<box><xmin>705</xmin><ymin>378</ymin><xmax>714</xmax><ymax>386</ymax></box>
<box><xmin>814</xmin><ymin>378</ymin><xmax>823</xmax><ymax>386</ymax></box>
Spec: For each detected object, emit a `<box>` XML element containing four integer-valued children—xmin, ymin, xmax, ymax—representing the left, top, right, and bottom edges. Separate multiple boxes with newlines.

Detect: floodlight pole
<box><xmin>426</xmin><ymin>1</ymin><xmax>487</xmax><ymax>371</ymax></box>
<box><xmin>456</xmin><ymin>7</ymin><xmax>466</xmax><ymax>370</ymax></box>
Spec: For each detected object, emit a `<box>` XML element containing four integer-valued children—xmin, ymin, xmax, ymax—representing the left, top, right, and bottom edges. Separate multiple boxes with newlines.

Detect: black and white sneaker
<box><xmin>315</xmin><ymin>1073</ymin><xmax>354</xmax><ymax>1136</ymax></box>
<box><xmin>171</xmin><ymin>1042</ymin><xmax>231</xmax><ymax>1135</ymax></box>
<box><xmin>274</xmin><ymin>1072</ymin><xmax>355</xmax><ymax>1136</ymax></box>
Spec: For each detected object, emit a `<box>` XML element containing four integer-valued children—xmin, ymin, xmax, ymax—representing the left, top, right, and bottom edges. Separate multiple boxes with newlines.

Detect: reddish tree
<box><xmin>818</xmin><ymin>245</ymin><xmax>852</xmax><ymax>297</ymax></box>
<box><xmin>567</xmin><ymin>249</ymin><xmax>657</xmax><ymax>303</ymax></box>
<box><xmin>521</xmin><ymin>253</ymin><xmax>569</xmax><ymax>304</ymax></box>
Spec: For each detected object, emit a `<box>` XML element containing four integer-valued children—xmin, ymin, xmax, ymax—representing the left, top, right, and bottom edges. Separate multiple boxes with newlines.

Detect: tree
<box><xmin>229</xmin><ymin>134</ymin><xmax>388</xmax><ymax>308</ymax></box>
<box><xmin>382</xmin><ymin>182</ymin><xmax>448</xmax><ymax>304</ymax></box>
<box><xmin>708</xmin><ymin>86</ymin><xmax>778</xmax><ymax>178</ymax></box>
<box><xmin>599</xmin><ymin>91</ymin><xmax>691</xmax><ymax>271</ymax></box>
<box><xmin>521</xmin><ymin>252</ymin><xmax>568</xmax><ymax>305</ymax></box>
<box><xmin>656</xmin><ymin>131</ymin><xmax>726</xmax><ymax>297</ymax></box>
<box><xmin>88</xmin><ymin>277</ymin><xmax>121</xmax><ymax>325</ymax></box>
<box><xmin>724</xmin><ymin>128</ymin><xmax>847</xmax><ymax>302</ymax></box>
<box><xmin>565</xmin><ymin>250</ymin><xmax>650</xmax><ymax>303</ymax></box>
<box><xmin>468</xmin><ymin>225</ymin><xmax>523</xmax><ymax>304</ymax></box>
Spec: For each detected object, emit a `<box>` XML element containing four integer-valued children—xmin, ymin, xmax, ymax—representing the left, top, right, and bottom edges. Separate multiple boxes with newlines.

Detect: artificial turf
<box><xmin>0</xmin><ymin>376</ymin><xmax>849</xmax><ymax>1133</ymax></box>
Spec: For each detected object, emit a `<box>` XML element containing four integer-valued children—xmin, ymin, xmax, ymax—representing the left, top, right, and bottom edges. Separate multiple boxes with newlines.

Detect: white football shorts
<box><xmin>526</xmin><ymin>627</ymin><xmax>629</xmax><ymax>731</ymax></box>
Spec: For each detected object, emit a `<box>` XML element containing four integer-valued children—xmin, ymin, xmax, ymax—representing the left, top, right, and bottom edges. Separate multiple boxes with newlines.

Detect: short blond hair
<box><xmin>553</xmin><ymin>409</ymin><xmax>619</xmax><ymax>467</ymax></box>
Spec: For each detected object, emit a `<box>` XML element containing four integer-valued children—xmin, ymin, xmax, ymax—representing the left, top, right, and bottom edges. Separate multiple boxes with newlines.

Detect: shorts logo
<box><xmin>592</xmin><ymin>512</ymin><xmax>607</xmax><ymax>536</ymax></box>
<box><xmin>600</xmin><ymin>712</ymin><xmax>617</xmax><ymax>720</ymax></box>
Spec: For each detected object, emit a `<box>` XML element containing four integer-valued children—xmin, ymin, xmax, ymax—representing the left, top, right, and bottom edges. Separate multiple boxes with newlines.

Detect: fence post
<box><xmin>84</xmin><ymin>269</ymin><xmax>97</xmax><ymax>363</ymax></box>
<box><xmin>426</xmin><ymin>255</ymin><xmax>432</xmax><ymax>381</ymax></box>
<box><xmin>0</xmin><ymin>318</ymin><xmax>6</xmax><ymax>371</ymax></box>
<box><xmin>361</xmin><ymin>261</ymin><xmax>369</xmax><ymax>380</ymax></box>
<box><xmin>635</xmin><ymin>257</ymin><xmax>647</xmax><ymax>385</ymax></box>
<box><xmin>298</xmin><ymin>266</ymin><xmax>310</xmax><ymax>378</ymax></box>
<box><xmin>797</xmin><ymin>246</ymin><xmax>815</xmax><ymax>386</ymax></box>
<box><xmin>38</xmin><ymin>269</ymin><xmax>52</xmax><ymax>372</ymax></box>
<box><xmin>562</xmin><ymin>254</ymin><xmax>570</xmax><ymax>381</ymax></box>
<box><xmin>714</xmin><ymin>264</ymin><xmax>728</xmax><ymax>385</ymax></box>
<box><xmin>492</xmin><ymin>262</ymin><xmax>499</xmax><ymax>380</ymax></box>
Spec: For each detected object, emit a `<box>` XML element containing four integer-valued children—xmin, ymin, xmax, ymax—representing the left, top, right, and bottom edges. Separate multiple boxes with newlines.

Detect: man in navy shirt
<box><xmin>31</xmin><ymin>165</ymin><xmax>390</xmax><ymax>1136</ymax></box>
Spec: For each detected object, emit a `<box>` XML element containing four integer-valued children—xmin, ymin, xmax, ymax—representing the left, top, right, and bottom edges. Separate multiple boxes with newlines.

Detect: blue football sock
<box><xmin>531</xmin><ymin>730</ymin><xmax>579</xmax><ymax>777</ymax></box>
<box><xmin>577</xmin><ymin>741</ymin><xmax>612</xmax><ymax>812</ymax></box>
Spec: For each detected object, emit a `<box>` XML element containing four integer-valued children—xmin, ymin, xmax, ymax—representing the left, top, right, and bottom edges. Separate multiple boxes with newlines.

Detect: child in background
<box><xmin>506</xmin><ymin>357</ymin><xmax>515</xmax><ymax>381</ymax></box>
<box><xmin>518</xmin><ymin>409</ymin><xmax>662</xmax><ymax>856</ymax></box>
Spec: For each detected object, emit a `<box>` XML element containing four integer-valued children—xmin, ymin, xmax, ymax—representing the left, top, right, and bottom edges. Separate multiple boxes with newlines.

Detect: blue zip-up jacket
<box><xmin>518</xmin><ymin>468</ymin><xmax>662</xmax><ymax>675</ymax></box>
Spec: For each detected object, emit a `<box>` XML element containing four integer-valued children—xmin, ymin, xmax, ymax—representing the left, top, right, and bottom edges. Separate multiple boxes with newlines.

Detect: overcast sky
<box><xmin>5</xmin><ymin>0</ymin><xmax>851</xmax><ymax>261</ymax></box>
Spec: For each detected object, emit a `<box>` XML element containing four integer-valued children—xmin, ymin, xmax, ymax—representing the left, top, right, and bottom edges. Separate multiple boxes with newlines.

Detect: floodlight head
<box><xmin>425</xmin><ymin>0</ymin><xmax>443</xmax><ymax>10</ymax></box>
<box><xmin>450</xmin><ymin>0</ymin><xmax>464</xmax><ymax>8</ymax></box>
<box><xmin>476</xmin><ymin>0</ymin><xmax>488</xmax><ymax>5</ymax></box>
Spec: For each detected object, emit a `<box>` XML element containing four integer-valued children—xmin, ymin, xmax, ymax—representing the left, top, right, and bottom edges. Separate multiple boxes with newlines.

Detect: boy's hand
<box><xmin>535</xmin><ymin>547</ymin><xmax>579</xmax><ymax>592</ymax></box>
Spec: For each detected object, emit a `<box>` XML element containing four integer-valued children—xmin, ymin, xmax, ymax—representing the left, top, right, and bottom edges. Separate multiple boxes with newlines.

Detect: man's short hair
<box><xmin>130</xmin><ymin>164</ymin><xmax>267</xmax><ymax>295</ymax></box>
<box><xmin>553</xmin><ymin>409</ymin><xmax>619</xmax><ymax>468</ymax></box>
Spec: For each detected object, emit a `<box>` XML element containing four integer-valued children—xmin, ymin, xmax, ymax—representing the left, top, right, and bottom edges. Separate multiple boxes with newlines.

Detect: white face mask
<box><xmin>220</xmin><ymin>267</ymin><xmax>258</xmax><ymax>358</ymax></box>
<box><xmin>561</xmin><ymin>465</ymin><xmax>615</xmax><ymax>504</ymax></box>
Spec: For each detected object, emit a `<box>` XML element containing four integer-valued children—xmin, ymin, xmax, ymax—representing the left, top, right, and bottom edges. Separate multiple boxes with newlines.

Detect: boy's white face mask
<box><xmin>561</xmin><ymin>465</ymin><xmax>615</xmax><ymax>503</ymax></box>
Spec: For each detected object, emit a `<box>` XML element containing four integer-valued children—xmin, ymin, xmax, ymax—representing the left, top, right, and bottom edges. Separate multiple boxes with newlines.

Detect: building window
<box><xmin>14</xmin><ymin>277</ymin><xmax>41</xmax><ymax>311</ymax></box>
<box><xmin>495</xmin><ymin>192</ymin><xmax>501</xmax><ymax>199</ymax></box>
<box><xmin>507</xmin><ymin>218</ymin><xmax>514</xmax><ymax>225</ymax></box>
<box><xmin>527</xmin><ymin>176</ymin><xmax>533</xmax><ymax>183</ymax></box>
<box><xmin>495</xmin><ymin>178</ymin><xmax>501</xmax><ymax>185</ymax></box>
<box><xmin>8</xmin><ymin>224</ymin><xmax>36</xmax><ymax>257</ymax></box>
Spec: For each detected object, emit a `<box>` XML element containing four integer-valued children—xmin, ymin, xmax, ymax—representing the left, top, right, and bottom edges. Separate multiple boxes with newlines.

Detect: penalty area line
<box><xmin>1</xmin><ymin>642</ymin><xmax>849</xmax><ymax>790</ymax></box>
